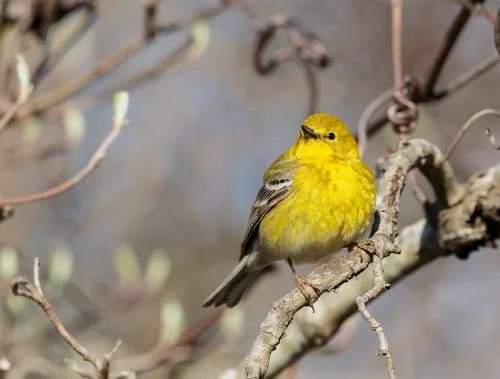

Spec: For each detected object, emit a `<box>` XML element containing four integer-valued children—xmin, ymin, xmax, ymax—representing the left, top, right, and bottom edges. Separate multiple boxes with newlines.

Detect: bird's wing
<box><xmin>240</xmin><ymin>157</ymin><xmax>297</xmax><ymax>258</ymax></box>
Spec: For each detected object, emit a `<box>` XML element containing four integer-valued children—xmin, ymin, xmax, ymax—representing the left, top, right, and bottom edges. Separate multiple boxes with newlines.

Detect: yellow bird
<box><xmin>203</xmin><ymin>113</ymin><xmax>376</xmax><ymax>307</ymax></box>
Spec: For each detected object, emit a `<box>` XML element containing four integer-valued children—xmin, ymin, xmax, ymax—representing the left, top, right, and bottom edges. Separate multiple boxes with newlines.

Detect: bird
<box><xmin>203</xmin><ymin>113</ymin><xmax>376</xmax><ymax>308</ymax></box>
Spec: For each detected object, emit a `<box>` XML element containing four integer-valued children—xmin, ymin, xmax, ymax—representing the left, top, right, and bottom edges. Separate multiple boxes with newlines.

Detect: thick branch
<box><xmin>265</xmin><ymin>160</ymin><xmax>500</xmax><ymax>377</ymax></box>
<box><xmin>243</xmin><ymin>139</ymin><xmax>465</xmax><ymax>378</ymax></box>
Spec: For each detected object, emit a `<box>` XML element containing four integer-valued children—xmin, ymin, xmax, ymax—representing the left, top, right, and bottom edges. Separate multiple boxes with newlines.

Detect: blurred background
<box><xmin>1</xmin><ymin>0</ymin><xmax>500</xmax><ymax>378</ymax></box>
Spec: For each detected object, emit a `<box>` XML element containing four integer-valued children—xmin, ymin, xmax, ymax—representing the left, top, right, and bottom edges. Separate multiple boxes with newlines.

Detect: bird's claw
<box><xmin>295</xmin><ymin>275</ymin><xmax>320</xmax><ymax>312</ymax></box>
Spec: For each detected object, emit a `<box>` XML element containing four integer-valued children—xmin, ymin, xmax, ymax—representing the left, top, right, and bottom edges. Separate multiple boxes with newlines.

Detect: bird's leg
<box><xmin>287</xmin><ymin>258</ymin><xmax>320</xmax><ymax>310</ymax></box>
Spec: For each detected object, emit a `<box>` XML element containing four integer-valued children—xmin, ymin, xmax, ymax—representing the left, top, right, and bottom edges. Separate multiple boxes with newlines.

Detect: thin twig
<box><xmin>12</xmin><ymin>260</ymin><xmax>101</xmax><ymax>370</ymax></box>
<box><xmin>356</xmin><ymin>255</ymin><xmax>395</xmax><ymax>379</ymax></box>
<box><xmin>439</xmin><ymin>54</ymin><xmax>500</xmax><ymax>97</ymax></box>
<box><xmin>33</xmin><ymin>257</ymin><xmax>44</xmax><ymax>297</ymax></box>
<box><xmin>251</xmin><ymin>13</ymin><xmax>330</xmax><ymax>117</ymax></box>
<box><xmin>0</xmin><ymin>98</ymin><xmax>128</xmax><ymax>206</ymax></box>
<box><xmin>0</xmin><ymin>86</ymin><xmax>33</xmax><ymax>133</ymax></box>
<box><xmin>17</xmin><ymin>3</ymin><xmax>228</xmax><ymax>118</ymax></box>
<box><xmin>112</xmin><ymin>309</ymin><xmax>223</xmax><ymax>376</ymax></box>
<box><xmin>52</xmin><ymin>38</ymin><xmax>194</xmax><ymax>116</ymax></box>
<box><xmin>12</xmin><ymin>257</ymin><xmax>122</xmax><ymax>379</ymax></box>
<box><xmin>357</xmin><ymin>88</ymin><xmax>393</xmax><ymax>157</ymax></box>
<box><xmin>144</xmin><ymin>0</ymin><xmax>159</xmax><ymax>39</ymax></box>
<box><xmin>455</xmin><ymin>0</ymin><xmax>496</xmax><ymax>25</ymax></box>
<box><xmin>440</xmin><ymin>108</ymin><xmax>500</xmax><ymax>164</ymax></box>
<box><xmin>420</xmin><ymin>0</ymin><xmax>479</xmax><ymax>99</ymax></box>
<box><xmin>390</xmin><ymin>0</ymin><xmax>404</xmax><ymax>94</ymax></box>
<box><xmin>31</xmin><ymin>7</ymin><xmax>97</xmax><ymax>85</ymax></box>
<box><xmin>485</xmin><ymin>128</ymin><xmax>500</xmax><ymax>149</ymax></box>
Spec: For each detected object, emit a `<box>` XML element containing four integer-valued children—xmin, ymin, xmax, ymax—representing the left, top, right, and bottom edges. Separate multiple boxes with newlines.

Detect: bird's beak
<box><xmin>300</xmin><ymin>125</ymin><xmax>318</xmax><ymax>139</ymax></box>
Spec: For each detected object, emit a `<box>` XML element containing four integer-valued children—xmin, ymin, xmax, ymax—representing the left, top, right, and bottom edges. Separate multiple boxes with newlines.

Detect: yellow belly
<box><xmin>258</xmin><ymin>160</ymin><xmax>375</xmax><ymax>263</ymax></box>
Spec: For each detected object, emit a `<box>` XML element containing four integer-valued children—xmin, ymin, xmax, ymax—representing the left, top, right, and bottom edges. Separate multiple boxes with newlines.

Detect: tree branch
<box><xmin>243</xmin><ymin>139</ymin><xmax>468</xmax><ymax>378</ymax></box>
<box><xmin>0</xmin><ymin>91</ymin><xmax>129</xmax><ymax>206</ymax></box>
<box><xmin>12</xmin><ymin>257</ymin><xmax>122</xmax><ymax>379</ymax></box>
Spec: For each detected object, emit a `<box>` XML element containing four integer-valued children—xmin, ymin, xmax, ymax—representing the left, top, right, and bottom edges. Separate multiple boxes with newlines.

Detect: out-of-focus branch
<box><xmin>252</xmin><ymin>14</ymin><xmax>331</xmax><ymax>116</ymax></box>
<box><xmin>361</xmin><ymin>0</ymin><xmax>498</xmax><ymax>143</ymax></box>
<box><xmin>391</xmin><ymin>0</ymin><xmax>403</xmax><ymax>94</ymax></box>
<box><xmin>438</xmin><ymin>54</ymin><xmax>500</xmax><ymax>97</ymax></box>
<box><xmin>55</xmin><ymin>36</ymin><xmax>197</xmax><ymax>115</ymax></box>
<box><xmin>357</xmin><ymin>88</ymin><xmax>392</xmax><ymax>157</ymax></box>
<box><xmin>31</xmin><ymin>5</ymin><xmax>97</xmax><ymax>85</ymax></box>
<box><xmin>421</xmin><ymin>0</ymin><xmax>485</xmax><ymax>99</ymax></box>
<box><xmin>12</xmin><ymin>2</ymin><xmax>229</xmax><ymax>120</ymax></box>
<box><xmin>114</xmin><ymin>309</ymin><xmax>224</xmax><ymax>376</ymax></box>
<box><xmin>243</xmin><ymin>139</ymin><xmax>466</xmax><ymax>378</ymax></box>
<box><xmin>439</xmin><ymin>108</ymin><xmax>500</xmax><ymax>164</ymax></box>
<box><xmin>0</xmin><ymin>55</ymin><xmax>33</xmax><ymax>133</ymax></box>
<box><xmin>12</xmin><ymin>258</ymin><xmax>122</xmax><ymax>379</ymax></box>
<box><xmin>0</xmin><ymin>91</ymin><xmax>129</xmax><ymax>206</ymax></box>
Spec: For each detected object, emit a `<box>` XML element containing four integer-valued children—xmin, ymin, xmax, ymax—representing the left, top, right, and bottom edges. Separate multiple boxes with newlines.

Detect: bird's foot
<box><xmin>294</xmin><ymin>275</ymin><xmax>320</xmax><ymax>312</ymax></box>
<box><xmin>347</xmin><ymin>240</ymin><xmax>376</xmax><ymax>255</ymax></box>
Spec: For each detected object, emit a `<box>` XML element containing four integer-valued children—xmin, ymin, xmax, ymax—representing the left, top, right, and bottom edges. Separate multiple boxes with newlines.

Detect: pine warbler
<box><xmin>203</xmin><ymin>113</ymin><xmax>376</xmax><ymax>307</ymax></box>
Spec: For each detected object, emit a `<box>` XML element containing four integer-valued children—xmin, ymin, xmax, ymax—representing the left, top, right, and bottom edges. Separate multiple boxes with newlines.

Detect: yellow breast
<box><xmin>258</xmin><ymin>158</ymin><xmax>375</xmax><ymax>263</ymax></box>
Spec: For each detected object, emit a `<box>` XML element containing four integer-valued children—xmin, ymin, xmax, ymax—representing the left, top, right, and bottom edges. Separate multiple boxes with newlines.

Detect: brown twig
<box><xmin>363</xmin><ymin>0</ymin><xmax>497</xmax><ymax>143</ymax></box>
<box><xmin>12</xmin><ymin>257</ymin><xmax>122</xmax><ymax>379</ymax></box>
<box><xmin>388</xmin><ymin>0</ymin><xmax>419</xmax><ymax>137</ymax></box>
<box><xmin>439</xmin><ymin>54</ymin><xmax>500</xmax><ymax>97</ymax></box>
<box><xmin>31</xmin><ymin>6</ymin><xmax>97</xmax><ymax>85</ymax></box>
<box><xmin>0</xmin><ymin>92</ymin><xmax>128</xmax><ymax>206</ymax></box>
<box><xmin>439</xmin><ymin>108</ymin><xmax>500</xmax><ymax>164</ymax></box>
<box><xmin>421</xmin><ymin>0</ymin><xmax>487</xmax><ymax>99</ymax></box>
<box><xmin>144</xmin><ymin>0</ymin><xmax>159</xmax><ymax>39</ymax></box>
<box><xmin>0</xmin><ymin>53</ymin><xmax>33</xmax><ymax>132</ymax></box>
<box><xmin>355</xmin><ymin>255</ymin><xmax>395</xmax><ymax>379</ymax></box>
<box><xmin>15</xmin><ymin>2</ymin><xmax>228</xmax><ymax>119</ymax></box>
<box><xmin>50</xmin><ymin>37</ymin><xmax>194</xmax><ymax>116</ymax></box>
<box><xmin>113</xmin><ymin>309</ymin><xmax>224</xmax><ymax>375</ymax></box>
<box><xmin>357</xmin><ymin>88</ymin><xmax>393</xmax><ymax>157</ymax></box>
<box><xmin>252</xmin><ymin>14</ymin><xmax>331</xmax><ymax>117</ymax></box>
<box><xmin>390</xmin><ymin>0</ymin><xmax>404</xmax><ymax>94</ymax></box>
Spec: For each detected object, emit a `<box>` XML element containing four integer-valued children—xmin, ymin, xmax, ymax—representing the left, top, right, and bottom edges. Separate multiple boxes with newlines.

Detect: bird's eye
<box><xmin>327</xmin><ymin>132</ymin><xmax>336</xmax><ymax>140</ymax></box>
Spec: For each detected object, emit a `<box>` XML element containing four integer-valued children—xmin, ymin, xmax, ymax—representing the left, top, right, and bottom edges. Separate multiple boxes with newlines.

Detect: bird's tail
<box><xmin>203</xmin><ymin>255</ymin><xmax>261</xmax><ymax>308</ymax></box>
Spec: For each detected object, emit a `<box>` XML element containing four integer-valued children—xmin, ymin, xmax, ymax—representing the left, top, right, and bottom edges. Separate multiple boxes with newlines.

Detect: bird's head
<box><xmin>294</xmin><ymin>113</ymin><xmax>360</xmax><ymax>160</ymax></box>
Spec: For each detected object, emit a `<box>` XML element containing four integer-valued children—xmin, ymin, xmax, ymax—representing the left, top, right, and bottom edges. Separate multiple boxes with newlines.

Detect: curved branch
<box><xmin>264</xmin><ymin>159</ymin><xmax>500</xmax><ymax>377</ymax></box>
<box><xmin>243</xmin><ymin>139</ymin><xmax>464</xmax><ymax>378</ymax></box>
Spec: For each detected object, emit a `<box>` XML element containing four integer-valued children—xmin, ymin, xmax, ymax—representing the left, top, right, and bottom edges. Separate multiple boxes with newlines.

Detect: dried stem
<box><xmin>439</xmin><ymin>54</ymin><xmax>500</xmax><ymax>97</ymax></box>
<box><xmin>363</xmin><ymin>0</ymin><xmax>497</xmax><ymax>142</ymax></box>
<box><xmin>355</xmin><ymin>255</ymin><xmax>395</xmax><ymax>379</ymax></box>
<box><xmin>16</xmin><ymin>2</ymin><xmax>228</xmax><ymax>119</ymax></box>
<box><xmin>357</xmin><ymin>88</ymin><xmax>392</xmax><ymax>157</ymax></box>
<box><xmin>252</xmin><ymin>14</ymin><xmax>330</xmax><ymax>117</ymax></box>
<box><xmin>0</xmin><ymin>83</ymin><xmax>33</xmax><ymax>133</ymax></box>
<box><xmin>421</xmin><ymin>0</ymin><xmax>482</xmax><ymax>99</ymax></box>
<box><xmin>440</xmin><ymin>108</ymin><xmax>500</xmax><ymax>164</ymax></box>
<box><xmin>31</xmin><ymin>7</ymin><xmax>97</xmax><ymax>85</ymax></box>
<box><xmin>12</xmin><ymin>258</ymin><xmax>122</xmax><ymax>379</ymax></box>
<box><xmin>390</xmin><ymin>0</ymin><xmax>404</xmax><ymax>94</ymax></box>
<box><xmin>0</xmin><ymin>96</ymin><xmax>128</xmax><ymax>206</ymax></box>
